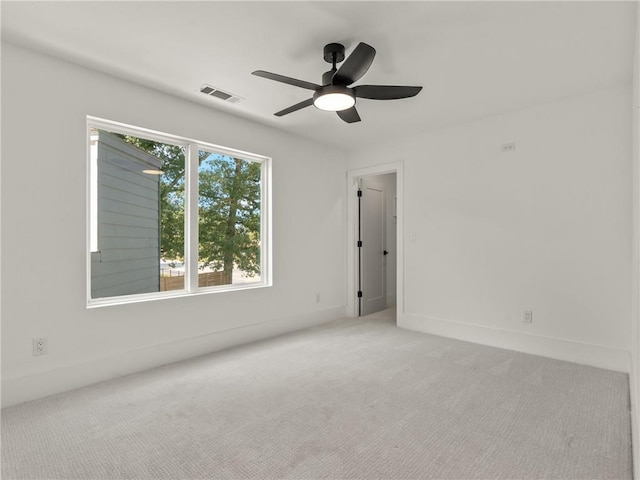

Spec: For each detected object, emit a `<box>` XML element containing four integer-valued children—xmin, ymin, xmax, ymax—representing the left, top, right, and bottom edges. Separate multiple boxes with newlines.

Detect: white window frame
<box><xmin>86</xmin><ymin>116</ymin><xmax>272</xmax><ymax>308</ymax></box>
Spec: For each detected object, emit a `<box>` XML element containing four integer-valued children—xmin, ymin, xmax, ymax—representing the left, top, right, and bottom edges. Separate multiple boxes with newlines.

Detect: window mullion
<box><xmin>262</xmin><ymin>160</ymin><xmax>272</xmax><ymax>286</ymax></box>
<box><xmin>185</xmin><ymin>144</ymin><xmax>199</xmax><ymax>292</ymax></box>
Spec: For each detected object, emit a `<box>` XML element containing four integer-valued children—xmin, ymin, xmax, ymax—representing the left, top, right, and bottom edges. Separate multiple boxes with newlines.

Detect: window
<box><xmin>87</xmin><ymin>117</ymin><xmax>271</xmax><ymax>307</ymax></box>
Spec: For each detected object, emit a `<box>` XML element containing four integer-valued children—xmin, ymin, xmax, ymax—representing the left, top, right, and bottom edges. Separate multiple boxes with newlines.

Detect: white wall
<box><xmin>349</xmin><ymin>84</ymin><xmax>633</xmax><ymax>372</ymax></box>
<box><xmin>1</xmin><ymin>43</ymin><xmax>348</xmax><ymax>407</ymax></box>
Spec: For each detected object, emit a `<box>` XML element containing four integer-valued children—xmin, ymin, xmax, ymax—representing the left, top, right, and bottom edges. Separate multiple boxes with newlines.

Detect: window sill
<box><xmin>86</xmin><ymin>281</ymin><xmax>271</xmax><ymax>309</ymax></box>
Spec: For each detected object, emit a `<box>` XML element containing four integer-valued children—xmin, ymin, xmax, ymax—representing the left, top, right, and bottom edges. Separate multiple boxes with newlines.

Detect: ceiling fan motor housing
<box><xmin>322</xmin><ymin>69</ymin><xmax>336</xmax><ymax>85</ymax></box>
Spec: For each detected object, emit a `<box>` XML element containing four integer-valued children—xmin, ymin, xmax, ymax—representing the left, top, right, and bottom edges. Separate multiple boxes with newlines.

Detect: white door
<box><xmin>359</xmin><ymin>178</ymin><xmax>386</xmax><ymax>316</ymax></box>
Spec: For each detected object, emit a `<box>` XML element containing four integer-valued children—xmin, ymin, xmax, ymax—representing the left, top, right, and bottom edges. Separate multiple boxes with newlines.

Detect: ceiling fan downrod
<box><xmin>322</xmin><ymin>43</ymin><xmax>345</xmax><ymax>85</ymax></box>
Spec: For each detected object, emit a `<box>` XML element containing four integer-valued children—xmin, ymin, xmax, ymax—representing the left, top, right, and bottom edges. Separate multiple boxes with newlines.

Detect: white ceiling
<box><xmin>2</xmin><ymin>1</ymin><xmax>637</xmax><ymax>151</ymax></box>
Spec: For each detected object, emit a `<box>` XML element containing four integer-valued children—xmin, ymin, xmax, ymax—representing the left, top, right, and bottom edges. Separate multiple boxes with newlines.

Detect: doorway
<box><xmin>347</xmin><ymin>162</ymin><xmax>404</xmax><ymax>321</ymax></box>
<box><xmin>359</xmin><ymin>175</ymin><xmax>395</xmax><ymax>316</ymax></box>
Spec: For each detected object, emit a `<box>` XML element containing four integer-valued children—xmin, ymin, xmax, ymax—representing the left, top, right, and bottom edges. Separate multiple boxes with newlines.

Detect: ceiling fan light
<box><xmin>313</xmin><ymin>86</ymin><xmax>355</xmax><ymax>112</ymax></box>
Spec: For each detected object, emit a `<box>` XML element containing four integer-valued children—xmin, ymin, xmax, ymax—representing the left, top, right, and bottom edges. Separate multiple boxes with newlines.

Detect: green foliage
<box><xmin>199</xmin><ymin>155</ymin><xmax>261</xmax><ymax>279</ymax></box>
<box><xmin>117</xmin><ymin>135</ymin><xmax>190</xmax><ymax>262</ymax></box>
<box><xmin>117</xmin><ymin>134</ymin><xmax>261</xmax><ymax>280</ymax></box>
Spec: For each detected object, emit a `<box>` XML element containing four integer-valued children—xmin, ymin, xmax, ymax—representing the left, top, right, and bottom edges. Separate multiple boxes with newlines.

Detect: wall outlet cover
<box><xmin>32</xmin><ymin>337</ymin><xmax>48</xmax><ymax>356</ymax></box>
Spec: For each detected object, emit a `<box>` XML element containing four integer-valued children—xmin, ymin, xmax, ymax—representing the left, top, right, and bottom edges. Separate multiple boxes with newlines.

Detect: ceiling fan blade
<box><xmin>337</xmin><ymin>106</ymin><xmax>361</xmax><ymax>124</ymax></box>
<box><xmin>355</xmin><ymin>85</ymin><xmax>423</xmax><ymax>100</ymax></box>
<box><xmin>332</xmin><ymin>42</ymin><xmax>376</xmax><ymax>86</ymax></box>
<box><xmin>252</xmin><ymin>70</ymin><xmax>320</xmax><ymax>91</ymax></box>
<box><xmin>274</xmin><ymin>98</ymin><xmax>314</xmax><ymax>117</ymax></box>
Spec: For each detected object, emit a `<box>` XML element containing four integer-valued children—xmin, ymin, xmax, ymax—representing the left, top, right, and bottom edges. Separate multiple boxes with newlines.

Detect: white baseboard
<box><xmin>1</xmin><ymin>306</ymin><xmax>346</xmax><ymax>408</ymax></box>
<box><xmin>399</xmin><ymin>313</ymin><xmax>630</xmax><ymax>373</ymax></box>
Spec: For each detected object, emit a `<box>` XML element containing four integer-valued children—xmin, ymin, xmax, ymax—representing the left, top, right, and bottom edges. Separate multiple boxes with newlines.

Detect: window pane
<box><xmin>198</xmin><ymin>151</ymin><xmax>261</xmax><ymax>286</ymax></box>
<box><xmin>90</xmin><ymin>129</ymin><xmax>185</xmax><ymax>298</ymax></box>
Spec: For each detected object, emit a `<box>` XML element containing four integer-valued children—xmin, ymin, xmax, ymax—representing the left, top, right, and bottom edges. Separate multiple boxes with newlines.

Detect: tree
<box><xmin>118</xmin><ymin>135</ymin><xmax>261</xmax><ymax>284</ymax></box>
<box><xmin>198</xmin><ymin>154</ymin><xmax>261</xmax><ymax>284</ymax></box>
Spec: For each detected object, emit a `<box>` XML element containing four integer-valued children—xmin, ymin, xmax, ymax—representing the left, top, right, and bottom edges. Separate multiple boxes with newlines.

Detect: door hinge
<box><xmin>357</xmin><ymin>189</ymin><xmax>362</xmax><ymax>197</ymax></box>
<box><xmin>357</xmin><ymin>240</ymin><xmax>362</xmax><ymax>247</ymax></box>
<box><xmin>357</xmin><ymin>291</ymin><xmax>363</xmax><ymax>298</ymax></box>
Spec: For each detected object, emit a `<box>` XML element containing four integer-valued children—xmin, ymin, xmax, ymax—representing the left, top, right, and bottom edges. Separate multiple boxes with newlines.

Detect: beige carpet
<box><xmin>1</xmin><ymin>310</ymin><xmax>633</xmax><ymax>479</ymax></box>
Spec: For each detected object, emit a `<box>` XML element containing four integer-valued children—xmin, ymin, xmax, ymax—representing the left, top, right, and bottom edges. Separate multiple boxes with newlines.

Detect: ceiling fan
<box><xmin>252</xmin><ymin>42</ymin><xmax>422</xmax><ymax>123</ymax></box>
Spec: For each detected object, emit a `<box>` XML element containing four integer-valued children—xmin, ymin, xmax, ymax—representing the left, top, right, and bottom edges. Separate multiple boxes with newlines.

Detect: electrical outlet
<box><xmin>523</xmin><ymin>310</ymin><xmax>533</xmax><ymax>324</ymax></box>
<box><xmin>32</xmin><ymin>337</ymin><xmax>48</xmax><ymax>356</ymax></box>
<box><xmin>501</xmin><ymin>142</ymin><xmax>516</xmax><ymax>153</ymax></box>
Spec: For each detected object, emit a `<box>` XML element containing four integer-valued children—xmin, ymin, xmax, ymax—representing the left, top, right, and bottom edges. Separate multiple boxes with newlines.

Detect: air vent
<box><xmin>199</xmin><ymin>84</ymin><xmax>243</xmax><ymax>104</ymax></box>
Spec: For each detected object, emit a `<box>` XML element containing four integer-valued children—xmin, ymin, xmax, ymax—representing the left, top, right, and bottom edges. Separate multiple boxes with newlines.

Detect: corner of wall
<box><xmin>399</xmin><ymin>312</ymin><xmax>631</xmax><ymax>373</ymax></box>
<box><xmin>628</xmin><ymin>2</ymin><xmax>640</xmax><ymax>476</ymax></box>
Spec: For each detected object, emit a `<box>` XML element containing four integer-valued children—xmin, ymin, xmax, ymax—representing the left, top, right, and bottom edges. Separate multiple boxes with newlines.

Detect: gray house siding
<box><xmin>91</xmin><ymin>131</ymin><xmax>162</xmax><ymax>299</ymax></box>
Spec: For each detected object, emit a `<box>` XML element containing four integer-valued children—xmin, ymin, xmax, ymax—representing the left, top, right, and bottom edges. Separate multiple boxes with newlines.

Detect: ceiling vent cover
<box><xmin>200</xmin><ymin>84</ymin><xmax>243</xmax><ymax>104</ymax></box>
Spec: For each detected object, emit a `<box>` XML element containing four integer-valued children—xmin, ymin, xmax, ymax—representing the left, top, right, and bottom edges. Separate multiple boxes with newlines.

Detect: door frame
<box><xmin>346</xmin><ymin>162</ymin><xmax>404</xmax><ymax>321</ymax></box>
